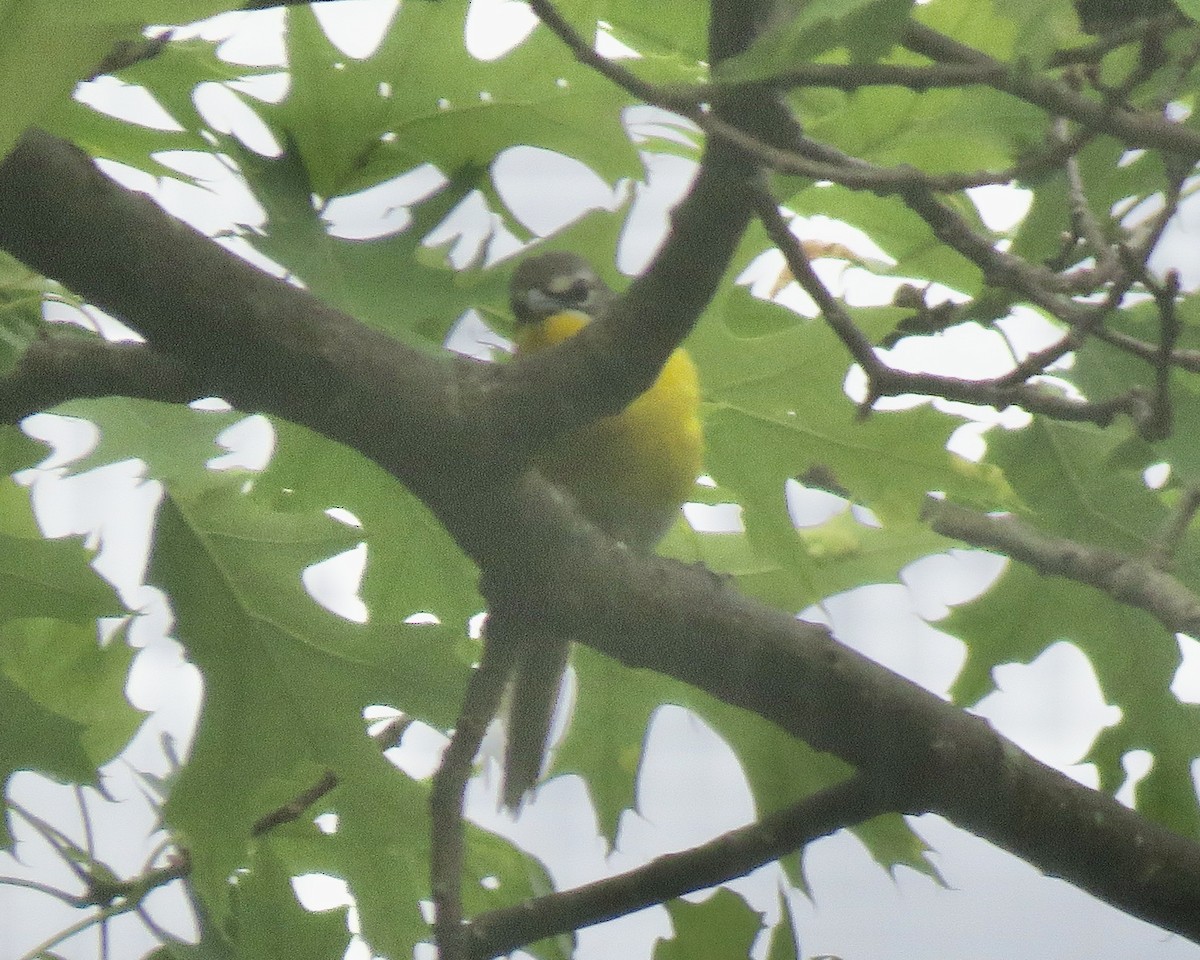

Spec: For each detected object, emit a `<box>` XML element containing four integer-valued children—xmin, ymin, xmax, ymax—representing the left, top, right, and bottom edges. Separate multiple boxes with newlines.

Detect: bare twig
<box><xmin>753</xmin><ymin>190</ymin><xmax>1147</xmax><ymax>429</ymax></box>
<box><xmin>1059</xmin><ymin>117</ymin><xmax>1119</xmax><ymax>276</ymax></box>
<box><xmin>1146</xmin><ymin>268</ymin><xmax>1182</xmax><ymax>440</ymax></box>
<box><xmin>1150</xmin><ymin>486</ymin><xmax>1200</xmax><ymax>569</ymax></box>
<box><xmin>1094</xmin><ymin>327</ymin><xmax>1200</xmax><ymax>373</ymax></box>
<box><xmin>251</xmin><ymin>772</ymin><xmax>340</xmax><ymax>837</ymax></box>
<box><xmin>0</xmin><ymin>875</ymin><xmax>88</xmax><ymax>907</ymax></box>
<box><xmin>902</xmin><ymin>21</ymin><xmax>1200</xmax><ymax>157</ymax></box>
<box><xmin>752</xmin><ymin>195</ymin><xmax>878</xmax><ymax>371</ymax></box>
<box><xmin>465</xmin><ymin>775</ymin><xmax>889</xmax><ymax>959</ymax></box>
<box><xmin>430</xmin><ymin>630</ymin><xmax>518</xmax><ymax>960</ymax></box>
<box><xmin>7</xmin><ymin>801</ymin><xmax>94</xmax><ymax>890</ymax></box>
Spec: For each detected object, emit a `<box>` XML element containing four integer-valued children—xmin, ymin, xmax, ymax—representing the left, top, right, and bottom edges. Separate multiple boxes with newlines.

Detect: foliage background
<box><xmin>1</xmin><ymin>0</ymin><xmax>1200</xmax><ymax>958</ymax></box>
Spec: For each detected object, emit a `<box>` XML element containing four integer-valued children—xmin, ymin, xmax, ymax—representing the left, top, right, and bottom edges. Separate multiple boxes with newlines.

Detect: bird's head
<box><xmin>509</xmin><ymin>251</ymin><xmax>614</xmax><ymax>325</ymax></box>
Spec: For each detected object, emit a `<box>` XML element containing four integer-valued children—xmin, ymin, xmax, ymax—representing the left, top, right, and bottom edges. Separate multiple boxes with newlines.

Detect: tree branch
<box><xmin>431</xmin><ymin>634</ymin><xmax>517</xmax><ymax>960</ymax></box>
<box><xmin>901</xmin><ymin>21</ymin><xmax>1200</xmax><ymax>157</ymax></box>
<box><xmin>466</xmin><ymin>775</ymin><xmax>888</xmax><ymax>959</ymax></box>
<box><xmin>923</xmin><ymin>498</ymin><xmax>1200</xmax><ymax>635</ymax></box>
<box><xmin>528</xmin><ymin>0</ymin><xmax>1072</xmax><ymax>195</ymax></box>
<box><xmin>752</xmin><ymin>193</ymin><xmax>1154</xmax><ymax>431</ymax></box>
<box><xmin>0</xmin><ymin>335</ymin><xmax>203</xmax><ymax>423</ymax></box>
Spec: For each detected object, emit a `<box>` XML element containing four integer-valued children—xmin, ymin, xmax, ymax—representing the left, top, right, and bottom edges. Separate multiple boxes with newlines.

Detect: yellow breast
<box><xmin>515</xmin><ymin>311</ymin><xmax>703</xmax><ymax>548</ymax></box>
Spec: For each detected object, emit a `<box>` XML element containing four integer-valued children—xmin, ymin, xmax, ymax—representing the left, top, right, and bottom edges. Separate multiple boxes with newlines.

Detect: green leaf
<box><xmin>118</xmin><ymin>37</ymin><xmax>268</xmax><ymax>142</ymax></box>
<box><xmin>0</xmin><ymin>675</ymin><xmax>91</xmax><ymax>818</ymax></box>
<box><xmin>0</xmin><ymin>617</ymin><xmax>139</xmax><ymax>761</ymax></box>
<box><xmin>1069</xmin><ymin>298</ymin><xmax>1200</xmax><ymax>488</ymax></box>
<box><xmin>984</xmin><ymin>418</ymin><xmax>1171</xmax><ymax>555</ymax></box>
<box><xmin>0</xmin><ymin>0</ymin><xmax>244</xmax><ymax>160</ymax></box>
<box><xmin>853</xmin><ymin>812</ymin><xmax>940</xmax><ymax>880</ymax></box>
<box><xmin>1178</xmin><ymin>0</ymin><xmax>1200</xmax><ymax>20</ymax></box>
<box><xmin>564</xmin><ymin>642</ymin><xmax>848</xmax><ymax>878</ymax></box>
<box><xmin>690</xmin><ymin>282</ymin><xmax>1008</xmax><ymax>612</ymax></box>
<box><xmin>0</xmin><ymin>617</ymin><xmax>142</xmax><ymax>846</ymax></box>
<box><xmin>912</xmin><ymin>0</ymin><xmax>1018</xmax><ymax>60</ymax></box>
<box><xmin>270</xmin><ymin>2</ymin><xmax>645</xmax><ymax>199</ymax></box>
<box><xmin>559</xmin><ymin>0</ymin><xmax>710</xmax><ymax>64</ymax></box>
<box><xmin>233</xmin><ymin>143</ymin><xmax>499</xmax><ymax>349</ymax></box>
<box><xmin>0</xmin><ymin>527</ymin><xmax>118</xmax><ymax>623</ymax></box>
<box><xmin>765</xmin><ymin>890</ymin><xmax>799</xmax><ymax>960</ymax></box>
<box><xmin>254</xmin><ymin>419</ymin><xmax>481</xmax><ymax>668</ymax></box>
<box><xmin>43</xmin><ymin>92</ymin><xmax>211</xmax><ymax>181</ymax></box>
<box><xmin>0</xmin><ymin>3</ymin><xmax>123</xmax><ymax>160</ymax></box>
<box><xmin>0</xmin><ymin>251</ymin><xmax>59</xmax><ymax>376</ymax></box>
<box><xmin>656</xmin><ymin>890</ymin><xmax>764</xmax><ymax>960</ymax></box>
<box><xmin>54</xmin><ymin>396</ymin><xmax>243</xmax><ymax>486</ymax></box>
<box><xmin>946</xmin><ymin>564</ymin><xmax>1200</xmax><ymax>838</ymax></box>
<box><xmin>149</xmin><ymin>475</ymin><xmax>534</xmax><ymax>955</ymax></box>
<box><xmin>716</xmin><ymin>0</ymin><xmax>916</xmax><ymax>83</ymax></box>
<box><xmin>226</xmin><ymin>843</ymin><xmax>351</xmax><ymax>960</ymax></box>
<box><xmin>783</xmin><ymin>185</ymin><xmax>985</xmax><ymax>295</ymax></box>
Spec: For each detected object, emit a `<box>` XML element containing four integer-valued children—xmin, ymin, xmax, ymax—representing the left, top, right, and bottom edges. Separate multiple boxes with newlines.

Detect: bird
<box><xmin>499</xmin><ymin>250</ymin><xmax>704</xmax><ymax>809</ymax></box>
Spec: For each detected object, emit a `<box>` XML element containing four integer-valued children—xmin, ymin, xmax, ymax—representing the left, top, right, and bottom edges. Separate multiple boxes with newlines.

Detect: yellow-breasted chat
<box><xmin>500</xmin><ymin>251</ymin><xmax>703</xmax><ymax>808</ymax></box>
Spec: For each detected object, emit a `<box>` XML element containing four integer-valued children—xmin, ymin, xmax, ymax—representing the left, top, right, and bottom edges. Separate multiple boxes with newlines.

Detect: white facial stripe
<box><xmin>524</xmin><ymin>289</ymin><xmax>562</xmax><ymax>314</ymax></box>
<box><xmin>546</xmin><ymin>271</ymin><xmax>594</xmax><ymax>295</ymax></box>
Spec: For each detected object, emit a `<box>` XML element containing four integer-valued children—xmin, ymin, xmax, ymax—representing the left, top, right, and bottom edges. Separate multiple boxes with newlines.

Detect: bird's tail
<box><xmin>501</xmin><ymin>624</ymin><xmax>572</xmax><ymax>811</ymax></box>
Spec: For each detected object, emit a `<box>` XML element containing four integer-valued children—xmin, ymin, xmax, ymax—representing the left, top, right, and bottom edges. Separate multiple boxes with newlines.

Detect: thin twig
<box><xmin>753</xmin><ymin>194</ymin><xmax>878</xmax><ymax>372</ymax></box>
<box><xmin>1146</xmin><ymin>268</ymin><xmax>1182</xmax><ymax>440</ymax></box>
<box><xmin>900</xmin><ymin>186</ymin><xmax>1094</xmax><ymax>323</ymax></box>
<box><xmin>0</xmin><ymin>875</ymin><xmax>87</xmax><ymax>907</ymax></box>
<box><xmin>992</xmin><ymin>151</ymin><xmax>1187</xmax><ymax>387</ymax></box>
<box><xmin>465</xmin><ymin>775</ymin><xmax>889</xmax><ymax>960</ymax></box>
<box><xmin>16</xmin><ymin>902</ymin><xmax>129</xmax><ymax>960</ymax></box>
<box><xmin>1149</xmin><ymin>486</ymin><xmax>1200</xmax><ymax>569</ymax></box>
<box><xmin>251</xmin><ymin>772</ymin><xmax>340</xmax><ymax>837</ymax></box>
<box><xmin>1094</xmin><ymin>327</ymin><xmax>1200</xmax><ymax>373</ymax></box>
<box><xmin>251</xmin><ymin>716</ymin><xmax>415</xmax><ymax>836</ymax></box>
<box><xmin>902</xmin><ymin>21</ymin><xmax>1200</xmax><ymax>157</ymax></box>
<box><xmin>1060</xmin><ymin>117</ymin><xmax>1119</xmax><ymax>275</ymax></box>
<box><xmin>7</xmin><ymin>802</ymin><xmax>93</xmax><ymax>889</ymax></box>
<box><xmin>753</xmin><ymin>187</ymin><xmax>1146</xmax><ymax>429</ymax></box>
<box><xmin>430</xmin><ymin>628</ymin><xmax>518</xmax><ymax>960</ymax></box>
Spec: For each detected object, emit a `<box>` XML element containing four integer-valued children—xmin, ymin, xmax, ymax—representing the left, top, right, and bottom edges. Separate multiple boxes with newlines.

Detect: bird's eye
<box><xmin>561</xmin><ymin>279</ymin><xmax>591</xmax><ymax>305</ymax></box>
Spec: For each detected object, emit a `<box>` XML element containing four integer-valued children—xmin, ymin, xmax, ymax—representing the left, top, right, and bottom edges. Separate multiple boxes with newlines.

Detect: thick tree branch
<box><xmin>0</xmin><ymin>335</ymin><xmax>203</xmax><ymax>423</ymax></box>
<box><xmin>0</xmin><ymin>129</ymin><xmax>738</xmax><ymax>517</ymax></box>
<box><xmin>2</xmin><ymin>133</ymin><xmax>1200</xmax><ymax>944</ymax></box>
